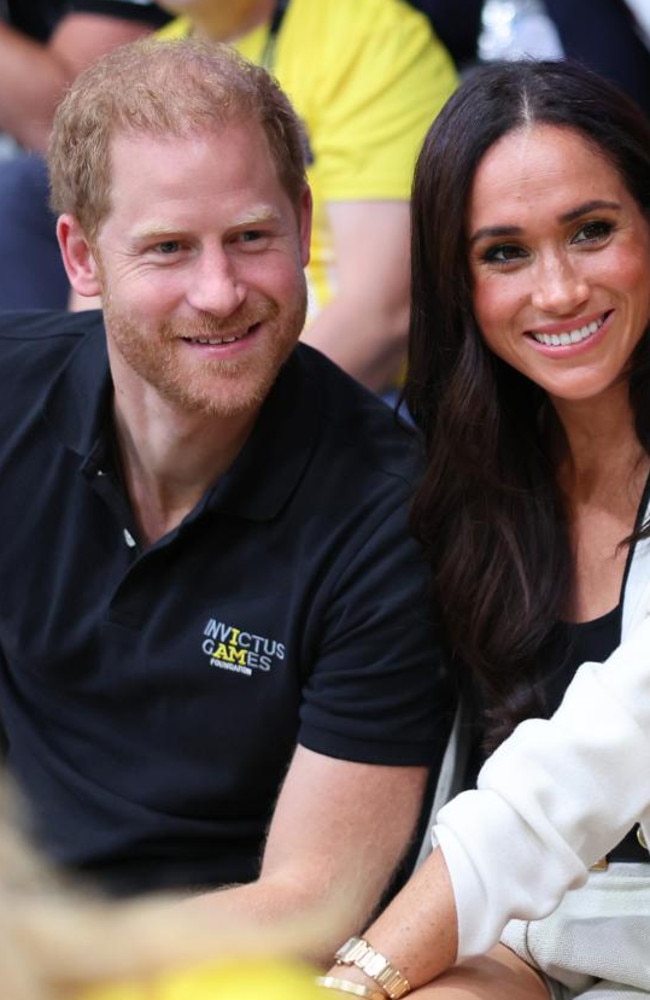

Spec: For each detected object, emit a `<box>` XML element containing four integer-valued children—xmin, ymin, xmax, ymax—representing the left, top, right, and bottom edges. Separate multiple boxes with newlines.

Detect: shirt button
<box><xmin>123</xmin><ymin>528</ymin><xmax>137</xmax><ymax>548</ymax></box>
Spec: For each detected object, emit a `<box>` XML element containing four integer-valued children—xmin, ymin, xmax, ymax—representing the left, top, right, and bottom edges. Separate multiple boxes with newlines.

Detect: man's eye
<box><xmin>239</xmin><ymin>230</ymin><xmax>264</xmax><ymax>243</ymax></box>
<box><xmin>155</xmin><ymin>241</ymin><xmax>181</xmax><ymax>254</ymax></box>
<box><xmin>573</xmin><ymin>220</ymin><xmax>614</xmax><ymax>244</ymax></box>
<box><xmin>481</xmin><ymin>243</ymin><xmax>527</xmax><ymax>264</ymax></box>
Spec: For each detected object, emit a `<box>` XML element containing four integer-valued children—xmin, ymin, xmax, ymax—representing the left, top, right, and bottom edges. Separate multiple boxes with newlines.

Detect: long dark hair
<box><xmin>405</xmin><ymin>60</ymin><xmax>650</xmax><ymax>748</ymax></box>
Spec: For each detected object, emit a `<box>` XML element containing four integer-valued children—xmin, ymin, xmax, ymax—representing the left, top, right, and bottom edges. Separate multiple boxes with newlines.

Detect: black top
<box><xmin>466</xmin><ymin>472</ymin><xmax>650</xmax><ymax>863</ymax></box>
<box><xmin>538</xmin><ymin>466</ymin><xmax>650</xmax><ymax>863</ymax></box>
<box><xmin>544</xmin><ymin>605</ymin><xmax>647</xmax><ymax>862</ymax></box>
<box><xmin>0</xmin><ymin>309</ymin><xmax>453</xmax><ymax>895</ymax></box>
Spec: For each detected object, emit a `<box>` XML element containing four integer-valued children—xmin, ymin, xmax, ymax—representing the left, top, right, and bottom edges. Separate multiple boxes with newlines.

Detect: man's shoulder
<box><xmin>0</xmin><ymin>308</ymin><xmax>103</xmax><ymax>380</ymax></box>
<box><xmin>0</xmin><ymin>308</ymin><xmax>102</xmax><ymax>344</ymax></box>
<box><xmin>293</xmin><ymin>344</ymin><xmax>423</xmax><ymax>487</ymax></box>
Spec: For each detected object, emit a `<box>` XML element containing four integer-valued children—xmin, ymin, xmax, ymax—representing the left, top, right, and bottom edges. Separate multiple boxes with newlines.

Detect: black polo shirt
<box><xmin>0</xmin><ymin>310</ymin><xmax>450</xmax><ymax>895</ymax></box>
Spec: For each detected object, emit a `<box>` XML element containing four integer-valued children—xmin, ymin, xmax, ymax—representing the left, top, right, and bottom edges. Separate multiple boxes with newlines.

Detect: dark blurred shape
<box><xmin>405</xmin><ymin>0</ymin><xmax>483</xmax><ymax>68</ymax></box>
<box><xmin>543</xmin><ymin>0</ymin><xmax>650</xmax><ymax>118</ymax></box>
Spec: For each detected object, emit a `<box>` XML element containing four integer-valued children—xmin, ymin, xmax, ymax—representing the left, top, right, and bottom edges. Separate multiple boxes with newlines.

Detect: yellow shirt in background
<box><xmin>159</xmin><ymin>0</ymin><xmax>458</xmax><ymax>315</ymax></box>
<box><xmin>82</xmin><ymin>957</ymin><xmax>324</xmax><ymax>1000</ymax></box>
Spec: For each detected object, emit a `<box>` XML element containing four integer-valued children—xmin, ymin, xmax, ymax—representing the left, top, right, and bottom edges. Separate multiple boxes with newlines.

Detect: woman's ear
<box><xmin>56</xmin><ymin>214</ymin><xmax>103</xmax><ymax>298</ymax></box>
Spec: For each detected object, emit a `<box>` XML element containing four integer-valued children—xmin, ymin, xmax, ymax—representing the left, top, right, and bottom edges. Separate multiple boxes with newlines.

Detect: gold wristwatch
<box><xmin>334</xmin><ymin>937</ymin><xmax>411</xmax><ymax>999</ymax></box>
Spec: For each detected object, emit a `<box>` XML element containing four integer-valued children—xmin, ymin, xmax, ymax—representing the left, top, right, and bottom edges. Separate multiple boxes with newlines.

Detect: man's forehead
<box><xmin>105</xmin><ymin>121</ymin><xmax>281</xmax><ymax>203</ymax></box>
<box><xmin>98</xmin><ymin>121</ymin><xmax>296</xmax><ymax>237</ymax></box>
<box><xmin>108</xmin><ymin>119</ymin><xmax>265</xmax><ymax>154</ymax></box>
<box><xmin>105</xmin><ymin>120</ymin><xmax>278</xmax><ymax>194</ymax></box>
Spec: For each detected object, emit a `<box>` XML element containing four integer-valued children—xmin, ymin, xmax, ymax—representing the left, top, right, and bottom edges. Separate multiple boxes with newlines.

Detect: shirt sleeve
<box><xmin>287</xmin><ymin>0</ymin><xmax>458</xmax><ymax>203</ymax></box>
<box><xmin>432</xmin><ymin>613</ymin><xmax>650</xmax><ymax>960</ymax></box>
<box><xmin>298</xmin><ymin>490</ymin><xmax>454</xmax><ymax>768</ymax></box>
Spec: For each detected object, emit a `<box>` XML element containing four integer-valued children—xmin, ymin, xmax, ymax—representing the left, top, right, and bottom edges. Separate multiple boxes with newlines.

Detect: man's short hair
<box><xmin>48</xmin><ymin>37</ymin><xmax>309</xmax><ymax>239</ymax></box>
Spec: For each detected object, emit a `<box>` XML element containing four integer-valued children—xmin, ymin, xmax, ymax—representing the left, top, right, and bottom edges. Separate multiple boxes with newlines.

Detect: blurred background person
<box><xmin>543</xmin><ymin>0</ymin><xmax>650</xmax><ymax>119</ymax></box>
<box><xmin>0</xmin><ymin>0</ymin><xmax>171</xmax><ymax>311</ymax></box>
<box><xmin>0</xmin><ymin>1</ymin><xmax>171</xmax><ymax>152</ymax></box>
<box><xmin>478</xmin><ymin>0</ymin><xmax>650</xmax><ymax>119</ymax></box>
<box><xmin>404</xmin><ymin>0</ymin><xmax>484</xmax><ymax>74</ymax></box>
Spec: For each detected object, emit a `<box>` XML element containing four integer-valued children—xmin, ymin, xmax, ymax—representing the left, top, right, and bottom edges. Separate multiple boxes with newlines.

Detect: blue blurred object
<box><xmin>0</xmin><ymin>154</ymin><xmax>69</xmax><ymax>309</ymax></box>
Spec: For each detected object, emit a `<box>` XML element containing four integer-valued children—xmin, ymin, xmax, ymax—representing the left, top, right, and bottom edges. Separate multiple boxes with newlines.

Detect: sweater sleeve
<box><xmin>432</xmin><ymin>614</ymin><xmax>650</xmax><ymax>960</ymax></box>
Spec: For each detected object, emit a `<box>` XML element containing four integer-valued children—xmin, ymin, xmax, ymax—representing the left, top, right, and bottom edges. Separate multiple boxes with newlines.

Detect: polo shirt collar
<box><xmin>44</xmin><ymin>317</ymin><xmax>321</xmax><ymax>522</ymax></box>
<box><xmin>43</xmin><ymin>318</ymin><xmax>112</xmax><ymax>458</ymax></box>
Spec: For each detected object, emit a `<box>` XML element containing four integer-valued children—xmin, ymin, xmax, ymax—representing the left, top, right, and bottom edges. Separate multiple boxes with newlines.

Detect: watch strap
<box><xmin>334</xmin><ymin>937</ymin><xmax>411</xmax><ymax>999</ymax></box>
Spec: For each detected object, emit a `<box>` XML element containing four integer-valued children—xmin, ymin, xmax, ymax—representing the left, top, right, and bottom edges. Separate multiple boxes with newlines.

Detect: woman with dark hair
<box><xmin>319</xmin><ymin>60</ymin><xmax>650</xmax><ymax>1000</ymax></box>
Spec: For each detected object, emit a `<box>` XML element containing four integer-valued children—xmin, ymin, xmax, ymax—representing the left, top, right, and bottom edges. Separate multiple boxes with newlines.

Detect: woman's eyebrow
<box><xmin>468</xmin><ymin>224</ymin><xmax>522</xmax><ymax>246</ymax></box>
<box><xmin>468</xmin><ymin>200</ymin><xmax>623</xmax><ymax>245</ymax></box>
<box><xmin>559</xmin><ymin>199</ymin><xmax>621</xmax><ymax>223</ymax></box>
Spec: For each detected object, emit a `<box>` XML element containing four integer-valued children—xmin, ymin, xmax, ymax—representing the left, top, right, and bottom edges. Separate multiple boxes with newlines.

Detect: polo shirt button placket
<box><xmin>123</xmin><ymin>528</ymin><xmax>137</xmax><ymax>549</ymax></box>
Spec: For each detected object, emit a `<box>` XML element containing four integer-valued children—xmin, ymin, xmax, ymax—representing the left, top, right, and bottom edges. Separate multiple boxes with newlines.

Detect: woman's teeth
<box><xmin>531</xmin><ymin>316</ymin><xmax>604</xmax><ymax>347</ymax></box>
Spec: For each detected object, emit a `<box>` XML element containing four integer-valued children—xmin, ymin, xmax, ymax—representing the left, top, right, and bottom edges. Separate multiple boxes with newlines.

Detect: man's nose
<box><xmin>186</xmin><ymin>247</ymin><xmax>246</xmax><ymax>316</ymax></box>
<box><xmin>531</xmin><ymin>251</ymin><xmax>590</xmax><ymax>314</ymax></box>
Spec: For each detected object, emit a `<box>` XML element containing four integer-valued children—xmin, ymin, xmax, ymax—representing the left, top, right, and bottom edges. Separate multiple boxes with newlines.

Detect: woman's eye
<box><xmin>481</xmin><ymin>243</ymin><xmax>527</xmax><ymax>264</ymax></box>
<box><xmin>573</xmin><ymin>220</ymin><xmax>613</xmax><ymax>244</ymax></box>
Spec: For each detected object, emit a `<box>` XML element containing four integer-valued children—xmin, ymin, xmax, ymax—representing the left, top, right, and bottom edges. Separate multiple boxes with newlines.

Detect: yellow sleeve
<box><xmin>158</xmin><ymin>0</ymin><xmax>458</xmax><ymax>204</ymax></box>
<box><xmin>80</xmin><ymin>957</ymin><xmax>324</xmax><ymax>1000</ymax></box>
<box><xmin>155</xmin><ymin>17</ymin><xmax>193</xmax><ymax>39</ymax></box>
<box><xmin>273</xmin><ymin>0</ymin><xmax>458</xmax><ymax>203</ymax></box>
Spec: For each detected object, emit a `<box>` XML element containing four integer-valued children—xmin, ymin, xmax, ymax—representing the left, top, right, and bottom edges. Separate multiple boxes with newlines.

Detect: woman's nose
<box><xmin>531</xmin><ymin>252</ymin><xmax>589</xmax><ymax>315</ymax></box>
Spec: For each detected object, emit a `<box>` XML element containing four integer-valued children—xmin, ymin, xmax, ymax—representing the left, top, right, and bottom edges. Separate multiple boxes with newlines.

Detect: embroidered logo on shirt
<box><xmin>202</xmin><ymin>618</ymin><xmax>285</xmax><ymax>676</ymax></box>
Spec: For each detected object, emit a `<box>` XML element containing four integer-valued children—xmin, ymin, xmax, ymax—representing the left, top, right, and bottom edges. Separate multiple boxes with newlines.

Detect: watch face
<box><xmin>335</xmin><ymin>937</ymin><xmax>362</xmax><ymax>961</ymax></box>
<box><xmin>334</xmin><ymin>938</ymin><xmax>410</xmax><ymax>1000</ymax></box>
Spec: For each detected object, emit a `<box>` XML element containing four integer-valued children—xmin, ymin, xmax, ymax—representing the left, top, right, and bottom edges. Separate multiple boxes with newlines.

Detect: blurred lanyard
<box><xmin>261</xmin><ymin>0</ymin><xmax>290</xmax><ymax>69</ymax></box>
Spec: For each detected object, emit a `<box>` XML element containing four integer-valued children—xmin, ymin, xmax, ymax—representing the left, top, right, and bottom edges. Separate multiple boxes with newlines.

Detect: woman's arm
<box><xmin>321</xmin><ymin>614</ymin><xmax>650</xmax><ymax>993</ymax></box>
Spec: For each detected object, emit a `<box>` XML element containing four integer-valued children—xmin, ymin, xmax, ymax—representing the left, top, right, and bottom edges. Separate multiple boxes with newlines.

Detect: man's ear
<box><xmin>56</xmin><ymin>214</ymin><xmax>103</xmax><ymax>298</ymax></box>
<box><xmin>298</xmin><ymin>185</ymin><xmax>312</xmax><ymax>268</ymax></box>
